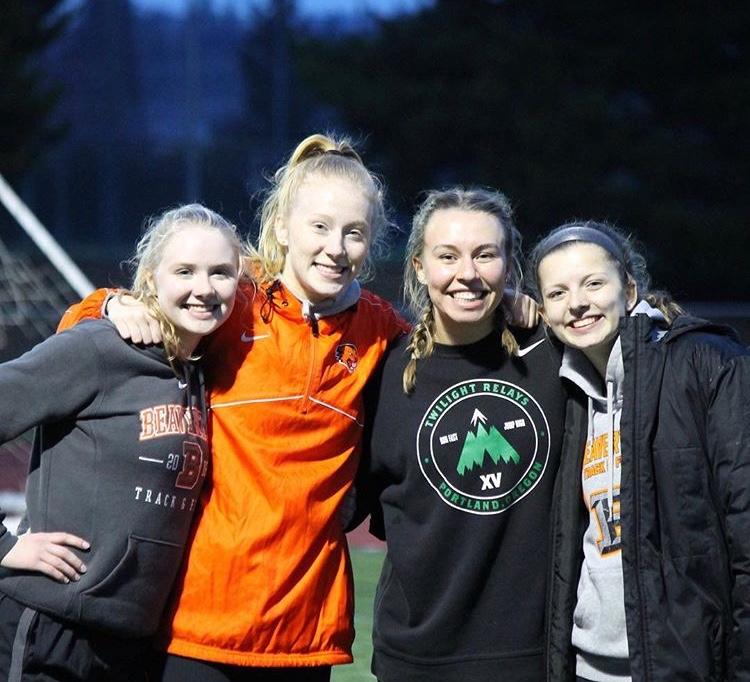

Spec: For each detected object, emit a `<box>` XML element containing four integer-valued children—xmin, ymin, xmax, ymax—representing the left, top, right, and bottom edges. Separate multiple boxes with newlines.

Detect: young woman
<box><xmin>359</xmin><ymin>188</ymin><xmax>566</xmax><ymax>681</ymax></box>
<box><xmin>529</xmin><ymin>221</ymin><xmax>750</xmax><ymax>681</ymax></box>
<box><xmin>59</xmin><ymin>134</ymin><xmax>409</xmax><ymax>681</ymax></box>
<box><xmin>0</xmin><ymin>204</ymin><xmax>243</xmax><ymax>681</ymax></box>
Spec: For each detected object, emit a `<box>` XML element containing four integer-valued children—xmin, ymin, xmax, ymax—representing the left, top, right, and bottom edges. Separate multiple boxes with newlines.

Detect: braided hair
<box><xmin>402</xmin><ymin>187</ymin><xmax>523</xmax><ymax>394</ymax></box>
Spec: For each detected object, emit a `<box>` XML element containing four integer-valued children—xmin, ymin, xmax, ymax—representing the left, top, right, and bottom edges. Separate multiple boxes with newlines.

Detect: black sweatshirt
<box><xmin>0</xmin><ymin>320</ymin><xmax>209</xmax><ymax>637</ymax></box>
<box><xmin>362</xmin><ymin>326</ymin><xmax>565</xmax><ymax>681</ymax></box>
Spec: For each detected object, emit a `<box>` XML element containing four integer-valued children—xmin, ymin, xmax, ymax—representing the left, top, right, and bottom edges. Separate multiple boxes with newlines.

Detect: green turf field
<box><xmin>331</xmin><ymin>547</ymin><xmax>385</xmax><ymax>682</ymax></box>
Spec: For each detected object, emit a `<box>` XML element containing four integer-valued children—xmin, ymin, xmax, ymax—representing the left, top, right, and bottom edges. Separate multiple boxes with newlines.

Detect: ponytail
<box><xmin>252</xmin><ymin>133</ymin><xmax>390</xmax><ymax>286</ymax></box>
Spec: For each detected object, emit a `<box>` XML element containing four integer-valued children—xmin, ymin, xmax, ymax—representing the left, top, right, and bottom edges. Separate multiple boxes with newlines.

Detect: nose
<box><xmin>324</xmin><ymin>231</ymin><xmax>345</xmax><ymax>259</ymax></box>
<box><xmin>192</xmin><ymin>272</ymin><xmax>214</xmax><ymax>298</ymax></box>
<box><xmin>457</xmin><ymin>256</ymin><xmax>478</xmax><ymax>281</ymax></box>
<box><xmin>568</xmin><ymin>287</ymin><xmax>589</xmax><ymax>315</ymax></box>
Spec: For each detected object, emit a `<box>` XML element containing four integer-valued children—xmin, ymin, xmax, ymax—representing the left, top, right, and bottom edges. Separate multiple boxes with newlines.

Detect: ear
<box><xmin>538</xmin><ymin>303</ymin><xmax>550</xmax><ymax>327</ymax></box>
<box><xmin>625</xmin><ymin>276</ymin><xmax>638</xmax><ymax>313</ymax></box>
<box><xmin>413</xmin><ymin>257</ymin><xmax>426</xmax><ymax>285</ymax></box>
<box><xmin>274</xmin><ymin>216</ymin><xmax>289</xmax><ymax>248</ymax></box>
<box><xmin>144</xmin><ymin>272</ymin><xmax>157</xmax><ymax>295</ymax></box>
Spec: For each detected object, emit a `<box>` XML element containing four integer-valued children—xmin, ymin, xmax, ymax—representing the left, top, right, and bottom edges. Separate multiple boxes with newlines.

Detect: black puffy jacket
<box><xmin>546</xmin><ymin>314</ymin><xmax>750</xmax><ymax>681</ymax></box>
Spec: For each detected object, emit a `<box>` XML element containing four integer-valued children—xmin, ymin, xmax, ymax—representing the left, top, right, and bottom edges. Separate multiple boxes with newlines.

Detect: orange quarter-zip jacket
<box><xmin>59</xmin><ymin>279</ymin><xmax>407</xmax><ymax>666</ymax></box>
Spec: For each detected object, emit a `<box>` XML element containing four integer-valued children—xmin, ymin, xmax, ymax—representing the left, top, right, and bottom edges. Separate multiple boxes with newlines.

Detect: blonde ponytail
<box><xmin>252</xmin><ymin>133</ymin><xmax>390</xmax><ymax>286</ymax></box>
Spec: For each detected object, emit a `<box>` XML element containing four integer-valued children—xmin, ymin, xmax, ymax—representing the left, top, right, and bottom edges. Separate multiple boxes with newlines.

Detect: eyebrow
<box><xmin>170</xmin><ymin>260</ymin><xmax>237</xmax><ymax>268</ymax></box>
<box><xmin>542</xmin><ymin>271</ymin><xmax>612</xmax><ymax>289</ymax></box>
<box><xmin>431</xmin><ymin>242</ymin><xmax>503</xmax><ymax>251</ymax></box>
<box><xmin>309</xmin><ymin>214</ymin><xmax>370</xmax><ymax>229</ymax></box>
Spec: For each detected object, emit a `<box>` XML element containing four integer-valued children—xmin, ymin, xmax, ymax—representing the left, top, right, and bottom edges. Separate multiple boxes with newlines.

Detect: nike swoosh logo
<box><xmin>178</xmin><ymin>381</ymin><xmax>188</xmax><ymax>389</ymax></box>
<box><xmin>240</xmin><ymin>333</ymin><xmax>269</xmax><ymax>343</ymax></box>
<box><xmin>516</xmin><ymin>338</ymin><xmax>545</xmax><ymax>357</ymax></box>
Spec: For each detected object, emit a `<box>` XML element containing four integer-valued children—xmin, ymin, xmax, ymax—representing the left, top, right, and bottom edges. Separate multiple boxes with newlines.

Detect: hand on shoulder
<box><xmin>107</xmin><ymin>294</ymin><xmax>162</xmax><ymax>345</ymax></box>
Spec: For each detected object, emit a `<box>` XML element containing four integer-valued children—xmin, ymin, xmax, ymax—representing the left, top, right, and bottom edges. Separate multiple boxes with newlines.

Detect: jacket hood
<box><xmin>121</xmin><ymin>329</ymin><xmax>205</xmax><ymax>450</ymax></box>
<box><xmin>663</xmin><ymin>313</ymin><xmax>742</xmax><ymax>345</ymax></box>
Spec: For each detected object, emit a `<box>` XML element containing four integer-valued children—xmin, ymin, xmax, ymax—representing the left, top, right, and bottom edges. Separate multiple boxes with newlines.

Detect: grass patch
<box><xmin>331</xmin><ymin>547</ymin><xmax>385</xmax><ymax>682</ymax></box>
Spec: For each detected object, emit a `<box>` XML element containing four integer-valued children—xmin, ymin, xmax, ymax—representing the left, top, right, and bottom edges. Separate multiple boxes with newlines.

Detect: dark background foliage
<box><xmin>297</xmin><ymin>0</ymin><xmax>750</xmax><ymax>300</ymax></box>
<box><xmin>1</xmin><ymin>0</ymin><xmax>748</xmax><ymax>302</ymax></box>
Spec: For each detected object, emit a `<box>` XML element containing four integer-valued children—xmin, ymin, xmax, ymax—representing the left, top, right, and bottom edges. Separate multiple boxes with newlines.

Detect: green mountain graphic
<box><xmin>456</xmin><ymin>422</ymin><xmax>520</xmax><ymax>476</ymax></box>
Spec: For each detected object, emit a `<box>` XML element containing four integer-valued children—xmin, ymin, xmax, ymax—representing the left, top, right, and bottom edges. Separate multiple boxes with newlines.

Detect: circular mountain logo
<box><xmin>417</xmin><ymin>379</ymin><xmax>550</xmax><ymax>514</ymax></box>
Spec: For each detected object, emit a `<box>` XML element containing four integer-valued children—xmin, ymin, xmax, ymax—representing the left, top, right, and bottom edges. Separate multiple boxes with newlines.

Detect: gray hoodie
<box><xmin>559</xmin><ymin>301</ymin><xmax>665</xmax><ymax>682</ymax></box>
<box><xmin>0</xmin><ymin>320</ymin><xmax>209</xmax><ymax>637</ymax></box>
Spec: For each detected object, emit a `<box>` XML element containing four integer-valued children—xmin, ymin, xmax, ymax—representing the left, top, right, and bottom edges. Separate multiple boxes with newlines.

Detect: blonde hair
<box><xmin>250</xmin><ymin>133</ymin><xmax>390</xmax><ymax>285</ymax></box>
<box><xmin>402</xmin><ymin>187</ymin><xmax>523</xmax><ymax>394</ymax></box>
<box><xmin>129</xmin><ymin>203</ymin><xmax>244</xmax><ymax>361</ymax></box>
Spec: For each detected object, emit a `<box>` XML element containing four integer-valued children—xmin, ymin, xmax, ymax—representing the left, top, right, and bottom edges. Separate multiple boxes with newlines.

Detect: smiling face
<box><xmin>275</xmin><ymin>173</ymin><xmax>373</xmax><ymax>304</ymax></box>
<box><xmin>414</xmin><ymin>208</ymin><xmax>507</xmax><ymax>345</ymax></box>
<box><xmin>153</xmin><ymin>224</ymin><xmax>240</xmax><ymax>354</ymax></box>
<box><xmin>537</xmin><ymin>242</ymin><xmax>637</xmax><ymax>375</ymax></box>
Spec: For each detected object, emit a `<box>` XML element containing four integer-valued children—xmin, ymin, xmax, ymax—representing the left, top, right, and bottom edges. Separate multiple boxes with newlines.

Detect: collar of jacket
<box><xmin>616</xmin><ymin>299</ymin><xmax>667</xmax><ymax>342</ymax></box>
<box><xmin>618</xmin><ymin>309</ymin><xmax>741</xmax><ymax>350</ymax></box>
<box><xmin>263</xmin><ymin>278</ymin><xmax>361</xmax><ymax>335</ymax></box>
<box><xmin>664</xmin><ymin>314</ymin><xmax>741</xmax><ymax>345</ymax></box>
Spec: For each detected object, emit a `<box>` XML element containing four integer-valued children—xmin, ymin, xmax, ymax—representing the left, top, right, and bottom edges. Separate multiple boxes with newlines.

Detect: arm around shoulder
<box><xmin>58</xmin><ymin>289</ymin><xmax>163</xmax><ymax>344</ymax></box>
<box><xmin>57</xmin><ymin>288</ymin><xmax>112</xmax><ymax>332</ymax></box>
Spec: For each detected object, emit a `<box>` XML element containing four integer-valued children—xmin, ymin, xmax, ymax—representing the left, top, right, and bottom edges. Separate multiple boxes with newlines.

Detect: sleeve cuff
<box><xmin>0</xmin><ymin>524</ymin><xmax>18</xmax><ymax>564</ymax></box>
<box><xmin>101</xmin><ymin>291</ymin><xmax>116</xmax><ymax>318</ymax></box>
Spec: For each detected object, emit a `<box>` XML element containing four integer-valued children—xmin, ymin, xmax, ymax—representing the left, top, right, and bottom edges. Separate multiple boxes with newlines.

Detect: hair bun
<box><xmin>290</xmin><ymin>134</ymin><xmax>363</xmax><ymax>166</ymax></box>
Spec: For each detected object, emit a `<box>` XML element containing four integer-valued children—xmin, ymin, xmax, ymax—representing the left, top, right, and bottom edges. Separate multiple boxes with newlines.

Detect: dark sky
<box><xmin>132</xmin><ymin>0</ymin><xmax>430</xmax><ymax>20</ymax></box>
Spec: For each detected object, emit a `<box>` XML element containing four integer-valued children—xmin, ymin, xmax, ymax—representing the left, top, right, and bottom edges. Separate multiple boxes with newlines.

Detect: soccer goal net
<box><xmin>0</xmin><ymin>173</ymin><xmax>94</xmax><ymax>523</ymax></box>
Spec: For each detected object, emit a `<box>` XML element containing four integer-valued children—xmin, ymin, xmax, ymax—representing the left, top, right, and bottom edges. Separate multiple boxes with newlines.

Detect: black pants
<box><xmin>151</xmin><ymin>653</ymin><xmax>332</xmax><ymax>682</ymax></box>
<box><xmin>0</xmin><ymin>593</ymin><xmax>151</xmax><ymax>681</ymax></box>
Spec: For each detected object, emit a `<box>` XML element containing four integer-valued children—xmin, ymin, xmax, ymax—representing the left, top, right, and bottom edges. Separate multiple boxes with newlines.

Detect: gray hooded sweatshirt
<box><xmin>0</xmin><ymin>319</ymin><xmax>209</xmax><ymax>637</ymax></box>
<box><xmin>559</xmin><ymin>301</ymin><xmax>665</xmax><ymax>682</ymax></box>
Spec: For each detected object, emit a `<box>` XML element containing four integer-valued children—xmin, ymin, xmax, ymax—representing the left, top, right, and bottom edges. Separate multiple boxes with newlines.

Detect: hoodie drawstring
<box><xmin>585</xmin><ymin>383</ymin><xmax>617</xmax><ymax>522</ymax></box>
<box><xmin>179</xmin><ymin>362</ymin><xmax>208</xmax><ymax>438</ymax></box>
<box><xmin>606</xmin><ymin>380</ymin><xmax>615</xmax><ymax>521</ymax></box>
<box><xmin>196</xmin><ymin>363</ymin><xmax>208</xmax><ymax>432</ymax></box>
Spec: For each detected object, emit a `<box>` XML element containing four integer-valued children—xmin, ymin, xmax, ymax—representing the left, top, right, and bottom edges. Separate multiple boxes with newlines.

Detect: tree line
<box><xmin>2</xmin><ymin>0</ymin><xmax>748</xmax><ymax>300</ymax></box>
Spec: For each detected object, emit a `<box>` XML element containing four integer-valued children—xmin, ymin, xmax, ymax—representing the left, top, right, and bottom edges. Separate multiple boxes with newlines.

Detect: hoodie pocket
<box><xmin>571</xmin><ymin>565</ymin><xmax>629</xmax><ymax>658</ymax></box>
<box><xmin>80</xmin><ymin>534</ymin><xmax>183</xmax><ymax>637</ymax></box>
